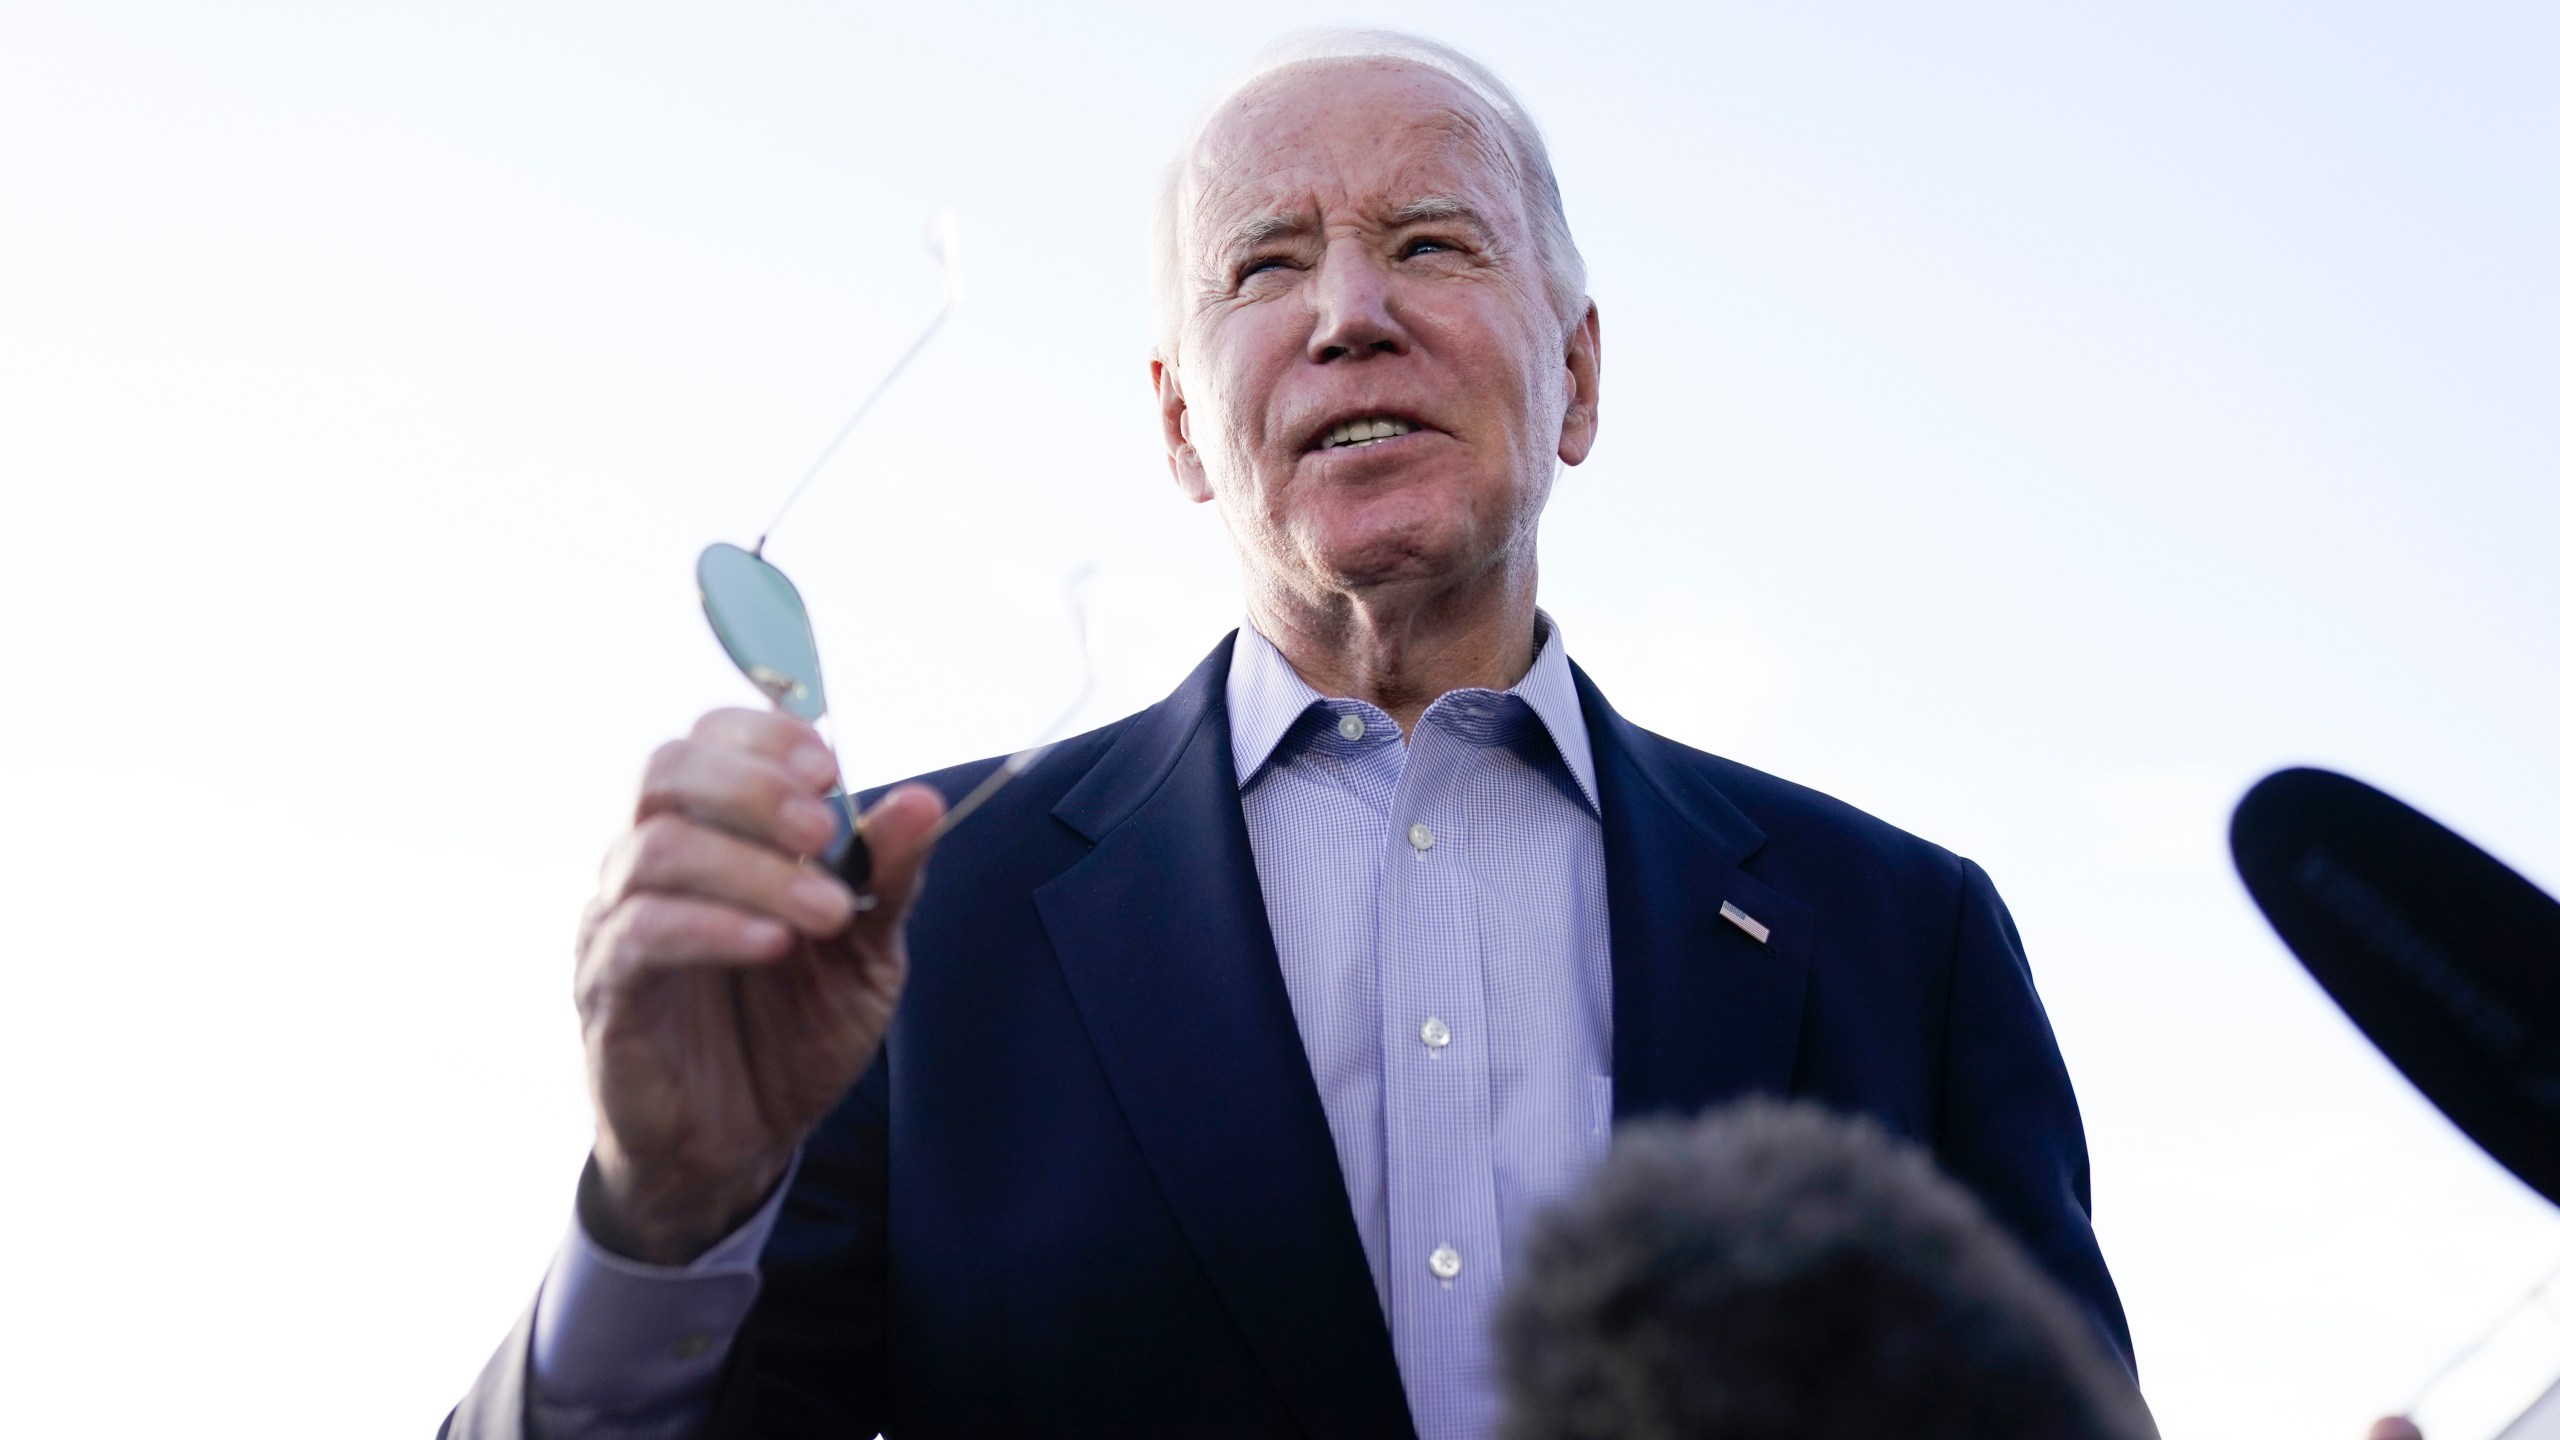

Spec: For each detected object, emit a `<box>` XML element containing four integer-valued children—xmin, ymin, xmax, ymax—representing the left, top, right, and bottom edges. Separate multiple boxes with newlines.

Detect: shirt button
<box><xmin>1428</xmin><ymin>1244</ymin><xmax>1463</xmax><ymax>1282</ymax></box>
<box><xmin>1419</xmin><ymin>1016</ymin><xmax>1451</xmax><ymax>1053</ymax></box>
<box><xmin>1407</xmin><ymin>821</ymin><xmax>1434</xmax><ymax>852</ymax></box>
<box><xmin>1336</xmin><ymin>713</ymin><xmax>1365</xmax><ymax>741</ymax></box>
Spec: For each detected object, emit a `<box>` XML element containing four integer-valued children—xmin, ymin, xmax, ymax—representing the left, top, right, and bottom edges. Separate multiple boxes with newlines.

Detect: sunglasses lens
<box><xmin>697</xmin><ymin>542</ymin><xmax>829</xmax><ymax>721</ymax></box>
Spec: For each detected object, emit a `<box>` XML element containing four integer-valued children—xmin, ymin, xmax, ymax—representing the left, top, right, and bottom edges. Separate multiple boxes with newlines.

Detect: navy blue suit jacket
<box><xmin>686</xmin><ymin>634</ymin><xmax>2130</xmax><ymax>1437</ymax></box>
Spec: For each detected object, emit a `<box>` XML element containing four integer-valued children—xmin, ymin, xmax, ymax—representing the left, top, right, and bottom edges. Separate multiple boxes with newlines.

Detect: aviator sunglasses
<box><xmin>695</xmin><ymin>214</ymin><xmax>1092</xmax><ymax>894</ymax></box>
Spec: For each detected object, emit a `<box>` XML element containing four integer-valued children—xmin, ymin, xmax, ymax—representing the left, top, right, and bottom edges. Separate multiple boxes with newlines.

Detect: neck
<box><xmin>1245</xmin><ymin>555</ymin><xmax>1541</xmax><ymax>736</ymax></box>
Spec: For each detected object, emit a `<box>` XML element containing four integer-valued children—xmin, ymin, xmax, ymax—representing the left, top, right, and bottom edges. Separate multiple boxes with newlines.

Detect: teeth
<box><xmin>1323</xmin><ymin>417</ymin><xmax>1414</xmax><ymax>449</ymax></box>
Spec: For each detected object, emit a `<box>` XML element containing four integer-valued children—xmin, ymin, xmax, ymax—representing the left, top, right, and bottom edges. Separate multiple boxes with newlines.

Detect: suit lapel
<box><xmin>1035</xmin><ymin>637</ymin><xmax>1416</xmax><ymax>1440</ymax></box>
<box><xmin>1576</xmin><ymin>665</ymin><xmax>1817</xmax><ymax>1120</ymax></box>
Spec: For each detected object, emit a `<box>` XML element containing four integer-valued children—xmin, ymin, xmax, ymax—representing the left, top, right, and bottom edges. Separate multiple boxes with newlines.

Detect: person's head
<box><xmin>1148</xmin><ymin>31</ymin><xmax>1601</xmax><ymax>625</ymax></box>
<box><xmin>1497</xmin><ymin>1100</ymin><xmax>2157</xmax><ymax>1440</ymax></box>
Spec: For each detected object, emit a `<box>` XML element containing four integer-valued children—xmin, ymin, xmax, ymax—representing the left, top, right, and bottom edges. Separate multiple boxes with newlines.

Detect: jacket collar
<box><xmin>1573</xmin><ymin>660</ymin><xmax>1815</xmax><ymax>1120</ymax></box>
<box><xmin>1038</xmin><ymin>632</ymin><xmax>1419</xmax><ymax>1438</ymax></box>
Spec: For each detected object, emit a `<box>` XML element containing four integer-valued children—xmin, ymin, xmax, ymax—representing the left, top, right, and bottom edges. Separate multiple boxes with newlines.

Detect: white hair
<box><xmin>1150</xmin><ymin>29</ymin><xmax>1589</xmax><ymax>364</ymax></box>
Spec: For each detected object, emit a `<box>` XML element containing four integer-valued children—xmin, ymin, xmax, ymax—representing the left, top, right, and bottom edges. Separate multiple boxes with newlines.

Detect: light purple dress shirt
<box><xmin>530</xmin><ymin>617</ymin><xmax>1615</xmax><ymax>1440</ymax></box>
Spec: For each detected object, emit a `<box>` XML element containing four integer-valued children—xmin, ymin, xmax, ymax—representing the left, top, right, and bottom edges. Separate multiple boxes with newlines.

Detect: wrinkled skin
<box><xmin>1154</xmin><ymin>59</ymin><xmax>1600</xmax><ymax>729</ymax></box>
<box><xmin>576</xmin><ymin>710</ymin><xmax>941</xmax><ymax>1262</ymax></box>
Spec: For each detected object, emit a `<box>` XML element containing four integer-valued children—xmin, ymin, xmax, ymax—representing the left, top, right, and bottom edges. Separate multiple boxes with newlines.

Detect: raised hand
<box><xmin>572</xmin><ymin>707</ymin><xmax>943</xmax><ymax>1263</ymax></box>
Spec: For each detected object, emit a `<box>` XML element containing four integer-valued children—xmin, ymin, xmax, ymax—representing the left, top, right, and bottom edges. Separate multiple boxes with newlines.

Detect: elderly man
<box><xmin>447</xmin><ymin>30</ymin><xmax>2132</xmax><ymax>1440</ymax></box>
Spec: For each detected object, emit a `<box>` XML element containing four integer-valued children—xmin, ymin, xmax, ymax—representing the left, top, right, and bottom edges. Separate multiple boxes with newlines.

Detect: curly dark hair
<box><xmin>1495</xmin><ymin>1099</ymin><xmax>2155</xmax><ymax>1440</ymax></box>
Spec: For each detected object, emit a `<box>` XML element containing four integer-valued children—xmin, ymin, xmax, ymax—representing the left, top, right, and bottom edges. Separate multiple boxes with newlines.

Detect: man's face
<box><xmin>1154</xmin><ymin>62</ymin><xmax>1599</xmax><ymax>611</ymax></box>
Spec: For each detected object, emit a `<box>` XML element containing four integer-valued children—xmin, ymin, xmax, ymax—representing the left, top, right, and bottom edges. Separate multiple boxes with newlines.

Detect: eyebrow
<box><xmin>1383</xmin><ymin>195</ymin><xmax>1489</xmax><ymax>231</ymax></box>
<box><xmin>1212</xmin><ymin>195</ymin><xmax>1494</xmax><ymax>268</ymax></box>
<box><xmin>1225</xmin><ymin>212</ymin><xmax>1314</xmax><ymax>255</ymax></box>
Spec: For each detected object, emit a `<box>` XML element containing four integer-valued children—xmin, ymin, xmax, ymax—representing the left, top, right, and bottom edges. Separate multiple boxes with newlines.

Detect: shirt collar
<box><xmin>1225</xmin><ymin>612</ymin><xmax>1601</xmax><ymax>814</ymax></box>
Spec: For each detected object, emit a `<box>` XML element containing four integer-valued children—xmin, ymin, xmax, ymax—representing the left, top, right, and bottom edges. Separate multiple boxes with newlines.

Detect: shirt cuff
<box><xmin>527</xmin><ymin>1152</ymin><xmax>799</xmax><ymax>1435</ymax></box>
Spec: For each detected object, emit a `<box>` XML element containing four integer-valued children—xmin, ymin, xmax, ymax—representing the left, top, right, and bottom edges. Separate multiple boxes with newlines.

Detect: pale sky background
<box><xmin>3</xmin><ymin>2</ymin><xmax>2556</xmax><ymax>1435</ymax></box>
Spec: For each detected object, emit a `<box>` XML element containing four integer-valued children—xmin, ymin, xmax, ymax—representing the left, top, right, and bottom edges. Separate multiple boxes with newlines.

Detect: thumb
<box><xmin>855</xmin><ymin>783</ymin><xmax>947</xmax><ymax>922</ymax></box>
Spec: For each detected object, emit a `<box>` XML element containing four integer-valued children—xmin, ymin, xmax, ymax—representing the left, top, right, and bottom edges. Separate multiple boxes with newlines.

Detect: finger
<box><xmin>580</xmin><ymin>892</ymin><xmax>796</xmax><ymax>998</ymax></box>
<box><xmin>689</xmin><ymin>708</ymin><xmax>840</xmax><ymax>790</ymax></box>
<box><xmin>603</xmin><ymin>812</ymin><xmax>855</xmax><ymax>938</ymax></box>
<box><xmin>854</xmin><ymin>783</ymin><xmax>948</xmax><ymax>924</ymax></box>
<box><xmin>637</xmin><ymin>739</ymin><xmax>840</xmax><ymax>856</ymax></box>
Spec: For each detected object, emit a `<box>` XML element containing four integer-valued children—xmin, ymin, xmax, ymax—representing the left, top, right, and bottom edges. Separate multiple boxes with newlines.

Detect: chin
<box><xmin>1275</xmin><ymin>473</ymin><xmax>1520</xmax><ymax>593</ymax></box>
<box><xmin>1302</xmin><ymin>512</ymin><xmax>1475</xmax><ymax>591</ymax></box>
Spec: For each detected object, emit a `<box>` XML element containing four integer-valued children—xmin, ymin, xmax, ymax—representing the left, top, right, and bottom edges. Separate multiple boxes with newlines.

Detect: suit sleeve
<box><xmin>441</xmin><ymin>1299</ymin><xmax>539</xmax><ymax>1440</ymax></box>
<box><xmin>441</xmin><ymin>1055</ymin><xmax>894</xmax><ymax>1440</ymax></box>
<box><xmin>1932</xmin><ymin>857</ymin><xmax>2137</xmax><ymax>1377</ymax></box>
<box><xmin>692</xmin><ymin>1052</ymin><xmax>895</xmax><ymax>1439</ymax></box>
<box><xmin>439</xmin><ymin>1157</ymin><xmax>792</xmax><ymax>1440</ymax></box>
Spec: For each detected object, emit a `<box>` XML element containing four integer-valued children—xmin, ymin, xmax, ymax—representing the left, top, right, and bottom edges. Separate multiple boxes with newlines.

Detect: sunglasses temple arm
<box><xmin>820</xmin><ymin>736</ymin><xmax>1051</xmax><ymax>897</ymax></box>
<box><xmin>830</xmin><ymin>571</ymin><xmax>1097</xmax><ymax>887</ymax></box>
<box><xmin>841</xmin><ymin>658</ymin><xmax>1094</xmax><ymax>870</ymax></box>
<box><xmin>919</xmin><ymin>744</ymin><xmax>1048</xmax><ymax>847</ymax></box>
<box><xmin>920</xmin><ymin>578</ymin><xmax>1098</xmax><ymax>834</ymax></box>
<box><xmin>754</xmin><ymin>299</ymin><xmax>956</xmax><ymax>556</ymax></box>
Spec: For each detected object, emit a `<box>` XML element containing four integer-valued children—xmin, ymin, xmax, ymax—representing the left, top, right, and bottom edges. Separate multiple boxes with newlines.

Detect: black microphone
<box><xmin>2230</xmin><ymin>767</ymin><xmax>2560</xmax><ymax>1207</ymax></box>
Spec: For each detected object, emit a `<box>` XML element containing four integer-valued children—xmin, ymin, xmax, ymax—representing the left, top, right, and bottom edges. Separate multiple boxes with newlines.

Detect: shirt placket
<box><xmin>1378</xmin><ymin>719</ymin><xmax>1501</xmax><ymax>1440</ymax></box>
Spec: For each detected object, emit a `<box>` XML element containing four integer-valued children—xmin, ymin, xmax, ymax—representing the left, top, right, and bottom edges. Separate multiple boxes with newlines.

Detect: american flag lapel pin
<box><xmin>1718</xmin><ymin>900</ymin><xmax>1771</xmax><ymax>945</ymax></box>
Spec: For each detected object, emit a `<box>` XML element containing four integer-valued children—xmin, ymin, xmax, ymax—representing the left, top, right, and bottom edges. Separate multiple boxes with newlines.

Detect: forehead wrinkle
<box><xmin>1178</xmin><ymin>61</ymin><xmax>1533</xmax><ymax>280</ymax></box>
<box><xmin>1204</xmin><ymin>191</ymin><xmax>1484</xmax><ymax>259</ymax></box>
<box><xmin>1186</xmin><ymin>149</ymin><xmax>1518</xmax><ymax>274</ymax></box>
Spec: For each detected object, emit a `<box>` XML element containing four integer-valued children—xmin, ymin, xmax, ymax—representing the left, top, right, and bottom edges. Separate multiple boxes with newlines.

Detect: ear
<box><xmin>1152</xmin><ymin>357</ymin><xmax>1214</xmax><ymax>503</ymax></box>
<box><xmin>1556</xmin><ymin>300</ymin><xmax>1602</xmax><ymax>467</ymax></box>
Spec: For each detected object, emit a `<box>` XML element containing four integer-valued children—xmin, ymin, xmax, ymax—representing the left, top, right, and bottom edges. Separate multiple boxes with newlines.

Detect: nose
<box><xmin>1304</xmin><ymin>239</ymin><xmax>1407</xmax><ymax>363</ymax></box>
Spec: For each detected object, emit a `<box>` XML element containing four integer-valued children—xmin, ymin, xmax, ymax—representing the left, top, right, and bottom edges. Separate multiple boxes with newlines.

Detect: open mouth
<box><xmin>1317</xmin><ymin>416</ymin><xmax>1418</xmax><ymax>450</ymax></box>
